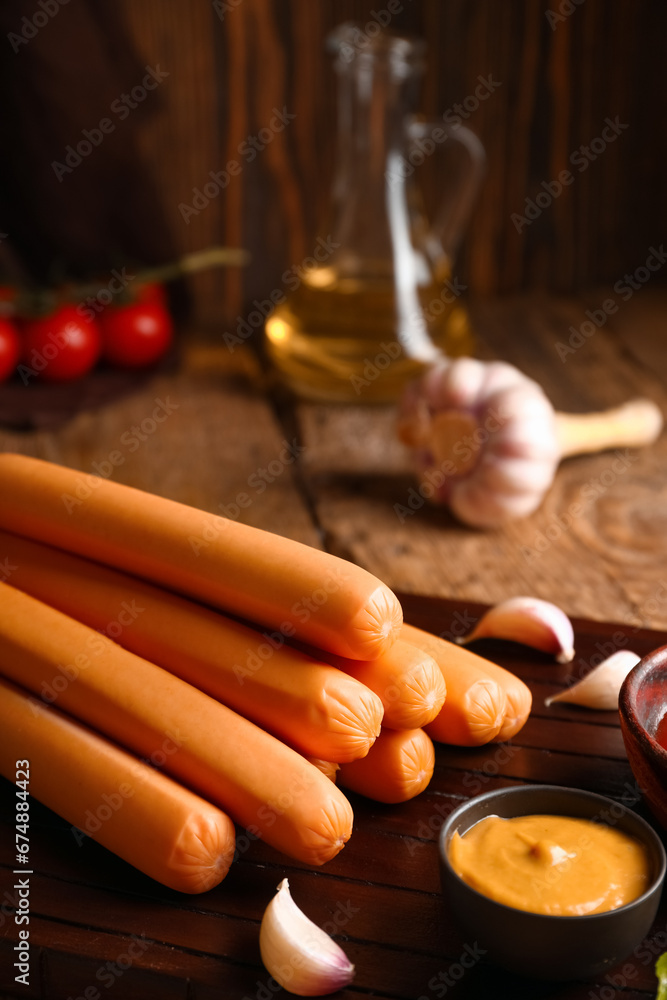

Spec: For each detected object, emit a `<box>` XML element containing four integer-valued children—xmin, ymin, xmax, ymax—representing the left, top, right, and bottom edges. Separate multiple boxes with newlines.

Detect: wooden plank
<box><xmin>4</xmin><ymin>906</ymin><xmax>662</xmax><ymax>1000</ymax></box>
<box><xmin>0</xmin><ymin>866</ymin><xmax>454</xmax><ymax>968</ymax></box>
<box><xmin>505</xmin><ymin>714</ymin><xmax>626</xmax><ymax>759</ymax></box>
<box><xmin>600</xmin><ymin>286</ymin><xmax>667</xmax><ymax>385</ymax></box>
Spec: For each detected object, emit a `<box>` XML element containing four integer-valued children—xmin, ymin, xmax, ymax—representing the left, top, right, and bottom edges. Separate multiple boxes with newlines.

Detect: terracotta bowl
<box><xmin>619</xmin><ymin>645</ymin><xmax>667</xmax><ymax>832</ymax></box>
<box><xmin>439</xmin><ymin>784</ymin><xmax>665</xmax><ymax>981</ymax></box>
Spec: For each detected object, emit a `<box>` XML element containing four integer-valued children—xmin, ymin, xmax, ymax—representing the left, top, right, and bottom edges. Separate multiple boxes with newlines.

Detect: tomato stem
<box><xmin>129</xmin><ymin>246</ymin><xmax>250</xmax><ymax>287</ymax></box>
<box><xmin>6</xmin><ymin>245</ymin><xmax>250</xmax><ymax>316</ymax></box>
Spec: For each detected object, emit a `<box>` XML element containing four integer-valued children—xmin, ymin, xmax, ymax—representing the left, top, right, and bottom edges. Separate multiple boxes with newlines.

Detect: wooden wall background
<box><xmin>0</xmin><ymin>0</ymin><xmax>664</xmax><ymax>333</ymax></box>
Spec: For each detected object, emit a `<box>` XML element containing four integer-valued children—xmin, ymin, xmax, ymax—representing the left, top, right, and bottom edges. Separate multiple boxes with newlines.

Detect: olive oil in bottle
<box><xmin>266</xmin><ymin>268</ymin><xmax>473</xmax><ymax>403</ymax></box>
<box><xmin>264</xmin><ymin>23</ymin><xmax>484</xmax><ymax>403</ymax></box>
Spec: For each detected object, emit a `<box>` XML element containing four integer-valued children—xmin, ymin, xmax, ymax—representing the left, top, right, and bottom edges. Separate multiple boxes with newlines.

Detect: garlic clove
<box><xmin>259</xmin><ymin>878</ymin><xmax>355</xmax><ymax>996</ymax></box>
<box><xmin>456</xmin><ymin>597</ymin><xmax>575</xmax><ymax>663</ymax></box>
<box><xmin>449</xmin><ymin>476</ymin><xmax>544</xmax><ymax>527</ymax></box>
<box><xmin>429</xmin><ymin>356</ymin><xmax>486</xmax><ymax>409</ymax></box>
<box><xmin>397</xmin><ymin>396</ymin><xmax>432</xmax><ymax>450</ymax></box>
<box><xmin>545</xmin><ymin>650</ymin><xmax>641</xmax><ymax>710</ymax></box>
<box><xmin>429</xmin><ymin>410</ymin><xmax>480</xmax><ymax>476</ymax></box>
<box><xmin>479</xmin><ymin>359</ymin><xmax>533</xmax><ymax>399</ymax></box>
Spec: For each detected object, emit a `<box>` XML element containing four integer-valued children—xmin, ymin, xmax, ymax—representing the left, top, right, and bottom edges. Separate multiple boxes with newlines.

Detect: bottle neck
<box><xmin>332</xmin><ymin>54</ymin><xmax>419</xmax><ymax>196</ymax></box>
<box><xmin>325</xmin><ymin>50</ymin><xmax>424</xmax><ymax>272</ymax></box>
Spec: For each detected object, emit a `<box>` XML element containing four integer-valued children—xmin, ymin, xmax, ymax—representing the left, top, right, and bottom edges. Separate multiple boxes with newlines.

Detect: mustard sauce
<box><xmin>449</xmin><ymin>814</ymin><xmax>650</xmax><ymax>916</ymax></box>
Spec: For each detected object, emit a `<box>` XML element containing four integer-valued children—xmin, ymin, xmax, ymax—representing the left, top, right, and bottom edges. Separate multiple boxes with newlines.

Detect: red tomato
<box><xmin>99</xmin><ymin>301</ymin><xmax>174</xmax><ymax>368</ymax></box>
<box><xmin>21</xmin><ymin>306</ymin><xmax>102</xmax><ymax>382</ymax></box>
<box><xmin>0</xmin><ymin>317</ymin><xmax>20</xmax><ymax>381</ymax></box>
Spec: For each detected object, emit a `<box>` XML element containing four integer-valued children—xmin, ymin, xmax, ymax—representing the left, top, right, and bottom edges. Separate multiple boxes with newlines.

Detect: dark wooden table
<box><xmin>1</xmin><ymin>599</ymin><xmax>667</xmax><ymax>1000</ymax></box>
<box><xmin>1</xmin><ymin>290</ymin><xmax>667</xmax><ymax>998</ymax></box>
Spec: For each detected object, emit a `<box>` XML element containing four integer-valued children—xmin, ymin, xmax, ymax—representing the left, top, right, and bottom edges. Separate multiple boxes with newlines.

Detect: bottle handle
<box><xmin>407</xmin><ymin>119</ymin><xmax>486</xmax><ymax>260</ymax></box>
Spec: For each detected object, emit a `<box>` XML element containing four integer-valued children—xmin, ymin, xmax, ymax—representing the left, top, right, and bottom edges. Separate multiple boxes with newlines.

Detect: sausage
<box><xmin>0</xmin><ymin>676</ymin><xmax>236</xmax><ymax>893</ymax></box>
<box><xmin>337</xmin><ymin>728</ymin><xmax>435</xmax><ymax>803</ymax></box>
<box><xmin>402</xmin><ymin>623</ymin><xmax>507</xmax><ymax>745</ymax></box>
<box><xmin>0</xmin><ymin>530</ymin><xmax>383</xmax><ymax>762</ymax></box>
<box><xmin>0</xmin><ymin>582</ymin><xmax>353</xmax><ymax>866</ymax></box>
<box><xmin>0</xmin><ymin>453</ymin><xmax>402</xmax><ymax>659</ymax></box>
<box><xmin>313</xmin><ymin>639</ymin><xmax>446</xmax><ymax>731</ymax></box>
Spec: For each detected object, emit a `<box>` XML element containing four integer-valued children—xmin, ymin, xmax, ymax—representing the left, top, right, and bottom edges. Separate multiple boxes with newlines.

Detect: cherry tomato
<box><xmin>0</xmin><ymin>317</ymin><xmax>20</xmax><ymax>381</ymax></box>
<box><xmin>21</xmin><ymin>306</ymin><xmax>102</xmax><ymax>382</ymax></box>
<box><xmin>99</xmin><ymin>301</ymin><xmax>174</xmax><ymax>369</ymax></box>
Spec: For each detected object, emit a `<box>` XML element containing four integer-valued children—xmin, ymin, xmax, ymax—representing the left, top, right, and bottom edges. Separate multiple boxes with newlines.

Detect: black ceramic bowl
<box><xmin>439</xmin><ymin>784</ymin><xmax>666</xmax><ymax>981</ymax></box>
<box><xmin>619</xmin><ymin>645</ymin><xmax>667</xmax><ymax>832</ymax></box>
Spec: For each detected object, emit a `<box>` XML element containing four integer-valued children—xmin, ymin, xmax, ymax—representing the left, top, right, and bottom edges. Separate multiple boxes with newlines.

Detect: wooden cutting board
<box><xmin>1</xmin><ymin>594</ymin><xmax>666</xmax><ymax>1000</ymax></box>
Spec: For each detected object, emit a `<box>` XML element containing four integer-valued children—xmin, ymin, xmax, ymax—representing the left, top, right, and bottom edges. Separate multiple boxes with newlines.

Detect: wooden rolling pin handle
<box><xmin>555</xmin><ymin>399</ymin><xmax>664</xmax><ymax>459</ymax></box>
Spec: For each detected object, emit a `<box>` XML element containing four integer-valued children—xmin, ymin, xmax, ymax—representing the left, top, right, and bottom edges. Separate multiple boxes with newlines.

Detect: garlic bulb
<box><xmin>545</xmin><ymin>650</ymin><xmax>641</xmax><ymax>709</ymax></box>
<box><xmin>259</xmin><ymin>878</ymin><xmax>355</xmax><ymax>996</ymax></box>
<box><xmin>397</xmin><ymin>357</ymin><xmax>663</xmax><ymax>528</ymax></box>
<box><xmin>456</xmin><ymin>597</ymin><xmax>575</xmax><ymax>663</ymax></box>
